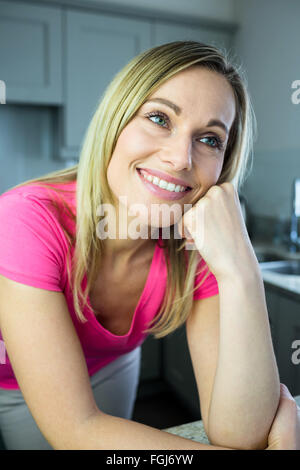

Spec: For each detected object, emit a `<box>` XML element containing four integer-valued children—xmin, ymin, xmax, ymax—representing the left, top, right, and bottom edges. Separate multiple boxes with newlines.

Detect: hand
<box><xmin>266</xmin><ymin>383</ymin><xmax>300</xmax><ymax>450</ymax></box>
<box><xmin>178</xmin><ymin>182</ymin><xmax>259</xmax><ymax>281</ymax></box>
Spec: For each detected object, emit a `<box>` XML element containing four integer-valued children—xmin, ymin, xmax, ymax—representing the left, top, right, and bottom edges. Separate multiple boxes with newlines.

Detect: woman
<box><xmin>0</xmin><ymin>41</ymin><xmax>298</xmax><ymax>450</ymax></box>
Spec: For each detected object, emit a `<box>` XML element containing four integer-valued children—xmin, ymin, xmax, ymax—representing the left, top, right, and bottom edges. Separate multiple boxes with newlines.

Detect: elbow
<box><xmin>207</xmin><ymin>388</ymin><xmax>280</xmax><ymax>450</ymax></box>
<box><xmin>208</xmin><ymin>428</ymin><xmax>268</xmax><ymax>450</ymax></box>
<box><xmin>207</xmin><ymin>417</ymin><xmax>272</xmax><ymax>450</ymax></box>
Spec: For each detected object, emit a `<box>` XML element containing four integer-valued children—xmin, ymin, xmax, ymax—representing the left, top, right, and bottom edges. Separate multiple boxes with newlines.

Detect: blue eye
<box><xmin>145</xmin><ymin>111</ymin><xmax>169</xmax><ymax>128</ymax></box>
<box><xmin>145</xmin><ymin>110</ymin><xmax>225</xmax><ymax>151</ymax></box>
<box><xmin>150</xmin><ymin>116</ymin><xmax>166</xmax><ymax>126</ymax></box>
<box><xmin>199</xmin><ymin>136</ymin><xmax>224</xmax><ymax>150</ymax></box>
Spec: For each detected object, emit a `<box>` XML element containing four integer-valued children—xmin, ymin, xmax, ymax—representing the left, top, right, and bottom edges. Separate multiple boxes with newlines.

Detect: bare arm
<box><xmin>78</xmin><ymin>413</ymin><xmax>236</xmax><ymax>450</ymax></box>
<box><xmin>0</xmin><ymin>274</ymin><xmax>235</xmax><ymax>450</ymax></box>
<box><xmin>208</xmin><ymin>269</ymin><xmax>280</xmax><ymax>450</ymax></box>
<box><xmin>182</xmin><ymin>183</ymin><xmax>280</xmax><ymax>450</ymax></box>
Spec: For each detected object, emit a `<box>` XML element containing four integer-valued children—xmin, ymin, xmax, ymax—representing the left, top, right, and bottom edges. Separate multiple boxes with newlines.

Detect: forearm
<box><xmin>208</xmin><ymin>267</ymin><xmax>280</xmax><ymax>450</ymax></box>
<box><xmin>57</xmin><ymin>411</ymin><xmax>236</xmax><ymax>450</ymax></box>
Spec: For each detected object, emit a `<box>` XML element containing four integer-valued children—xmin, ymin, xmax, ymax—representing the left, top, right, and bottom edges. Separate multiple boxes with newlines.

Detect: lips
<box><xmin>136</xmin><ymin>168</ymin><xmax>192</xmax><ymax>201</ymax></box>
<box><xmin>137</xmin><ymin>167</ymin><xmax>192</xmax><ymax>190</ymax></box>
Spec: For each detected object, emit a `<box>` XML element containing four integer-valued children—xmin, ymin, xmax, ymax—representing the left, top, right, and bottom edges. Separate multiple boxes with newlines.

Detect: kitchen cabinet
<box><xmin>152</xmin><ymin>20</ymin><xmax>233</xmax><ymax>51</ymax></box>
<box><xmin>264</xmin><ymin>284</ymin><xmax>300</xmax><ymax>396</ymax></box>
<box><xmin>163</xmin><ymin>325</ymin><xmax>201</xmax><ymax>418</ymax></box>
<box><xmin>58</xmin><ymin>10</ymin><xmax>152</xmax><ymax>158</ymax></box>
<box><xmin>59</xmin><ymin>11</ymin><xmax>234</xmax><ymax>159</ymax></box>
<box><xmin>139</xmin><ymin>335</ymin><xmax>161</xmax><ymax>382</ymax></box>
<box><xmin>0</xmin><ymin>1</ymin><xmax>234</xmax><ymax>158</ymax></box>
<box><xmin>0</xmin><ymin>1</ymin><xmax>62</xmax><ymax>104</ymax></box>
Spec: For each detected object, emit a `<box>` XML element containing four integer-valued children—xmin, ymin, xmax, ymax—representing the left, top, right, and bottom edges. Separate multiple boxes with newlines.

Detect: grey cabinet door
<box><xmin>60</xmin><ymin>10</ymin><xmax>152</xmax><ymax>157</ymax></box>
<box><xmin>140</xmin><ymin>335</ymin><xmax>161</xmax><ymax>382</ymax></box>
<box><xmin>0</xmin><ymin>0</ymin><xmax>62</xmax><ymax>104</ymax></box>
<box><xmin>153</xmin><ymin>21</ymin><xmax>233</xmax><ymax>51</ymax></box>
<box><xmin>276</xmin><ymin>296</ymin><xmax>300</xmax><ymax>396</ymax></box>
<box><xmin>163</xmin><ymin>325</ymin><xmax>200</xmax><ymax>417</ymax></box>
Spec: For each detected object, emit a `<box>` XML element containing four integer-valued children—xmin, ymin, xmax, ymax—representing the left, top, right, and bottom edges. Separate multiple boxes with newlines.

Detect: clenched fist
<box><xmin>178</xmin><ymin>182</ymin><xmax>260</xmax><ymax>281</ymax></box>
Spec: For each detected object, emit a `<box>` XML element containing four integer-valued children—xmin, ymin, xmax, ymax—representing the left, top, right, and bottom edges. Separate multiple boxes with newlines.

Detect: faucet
<box><xmin>288</xmin><ymin>178</ymin><xmax>300</xmax><ymax>252</ymax></box>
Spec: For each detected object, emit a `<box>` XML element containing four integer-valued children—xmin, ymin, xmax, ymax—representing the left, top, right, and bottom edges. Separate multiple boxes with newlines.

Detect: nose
<box><xmin>159</xmin><ymin>135</ymin><xmax>193</xmax><ymax>172</ymax></box>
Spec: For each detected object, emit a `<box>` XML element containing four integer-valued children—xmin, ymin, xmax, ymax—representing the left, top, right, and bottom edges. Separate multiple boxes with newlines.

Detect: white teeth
<box><xmin>159</xmin><ymin>180</ymin><xmax>168</xmax><ymax>189</ymax></box>
<box><xmin>166</xmin><ymin>182</ymin><xmax>175</xmax><ymax>191</ymax></box>
<box><xmin>140</xmin><ymin>170</ymin><xmax>188</xmax><ymax>193</ymax></box>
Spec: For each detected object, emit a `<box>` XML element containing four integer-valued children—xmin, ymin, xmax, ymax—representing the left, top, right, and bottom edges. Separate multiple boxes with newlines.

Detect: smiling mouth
<box><xmin>136</xmin><ymin>168</ymin><xmax>192</xmax><ymax>193</ymax></box>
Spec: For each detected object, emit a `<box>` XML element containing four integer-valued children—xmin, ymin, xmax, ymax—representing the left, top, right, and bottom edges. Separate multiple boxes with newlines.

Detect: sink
<box><xmin>259</xmin><ymin>260</ymin><xmax>300</xmax><ymax>275</ymax></box>
<box><xmin>256</xmin><ymin>252</ymin><xmax>286</xmax><ymax>263</ymax></box>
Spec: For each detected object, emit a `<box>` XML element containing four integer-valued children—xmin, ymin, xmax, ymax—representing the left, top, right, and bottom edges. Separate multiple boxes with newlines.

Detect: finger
<box><xmin>280</xmin><ymin>383</ymin><xmax>298</xmax><ymax>410</ymax></box>
<box><xmin>178</xmin><ymin>215</ymin><xmax>194</xmax><ymax>242</ymax></box>
<box><xmin>184</xmin><ymin>226</ymin><xmax>194</xmax><ymax>241</ymax></box>
<box><xmin>182</xmin><ymin>208</ymin><xmax>196</xmax><ymax>241</ymax></box>
<box><xmin>280</xmin><ymin>383</ymin><xmax>293</xmax><ymax>398</ymax></box>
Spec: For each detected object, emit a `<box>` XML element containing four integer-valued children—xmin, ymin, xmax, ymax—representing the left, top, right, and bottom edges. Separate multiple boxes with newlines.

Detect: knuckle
<box><xmin>290</xmin><ymin>398</ymin><xmax>298</xmax><ymax>411</ymax></box>
<box><xmin>222</xmin><ymin>181</ymin><xmax>234</xmax><ymax>190</ymax></box>
<box><xmin>222</xmin><ymin>182</ymin><xmax>236</xmax><ymax>194</ymax></box>
<box><xmin>207</xmin><ymin>185</ymin><xmax>223</xmax><ymax>198</ymax></box>
<box><xmin>284</xmin><ymin>396</ymin><xmax>298</xmax><ymax>411</ymax></box>
<box><xmin>198</xmin><ymin>197</ymin><xmax>209</xmax><ymax>210</ymax></box>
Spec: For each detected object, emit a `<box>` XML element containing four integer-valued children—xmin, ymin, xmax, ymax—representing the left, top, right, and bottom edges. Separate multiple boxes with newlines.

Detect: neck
<box><xmin>98</xmin><ymin>197</ymin><xmax>159</xmax><ymax>264</ymax></box>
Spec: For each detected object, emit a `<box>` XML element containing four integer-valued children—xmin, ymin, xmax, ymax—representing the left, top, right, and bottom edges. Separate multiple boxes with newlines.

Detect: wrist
<box><xmin>214</xmin><ymin>259</ymin><xmax>262</xmax><ymax>285</ymax></box>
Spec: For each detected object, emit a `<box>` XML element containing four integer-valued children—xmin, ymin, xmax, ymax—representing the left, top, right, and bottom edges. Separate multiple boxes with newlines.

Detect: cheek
<box><xmin>114</xmin><ymin>123</ymin><xmax>155</xmax><ymax>159</ymax></box>
<box><xmin>215</xmin><ymin>160</ymin><xmax>224</xmax><ymax>182</ymax></box>
<box><xmin>196</xmin><ymin>156</ymin><xmax>224</xmax><ymax>186</ymax></box>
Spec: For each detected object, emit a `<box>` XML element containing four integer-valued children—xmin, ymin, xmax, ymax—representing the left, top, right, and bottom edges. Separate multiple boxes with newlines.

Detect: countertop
<box><xmin>163</xmin><ymin>396</ymin><xmax>300</xmax><ymax>446</ymax></box>
<box><xmin>253</xmin><ymin>241</ymin><xmax>300</xmax><ymax>299</ymax></box>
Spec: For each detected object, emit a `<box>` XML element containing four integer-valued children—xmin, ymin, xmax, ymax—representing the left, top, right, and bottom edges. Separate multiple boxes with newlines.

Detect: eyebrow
<box><xmin>145</xmin><ymin>97</ymin><xmax>229</xmax><ymax>136</ymax></box>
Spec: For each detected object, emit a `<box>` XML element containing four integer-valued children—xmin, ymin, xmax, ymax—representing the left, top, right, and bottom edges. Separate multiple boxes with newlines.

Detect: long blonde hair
<box><xmin>8</xmin><ymin>41</ymin><xmax>256</xmax><ymax>339</ymax></box>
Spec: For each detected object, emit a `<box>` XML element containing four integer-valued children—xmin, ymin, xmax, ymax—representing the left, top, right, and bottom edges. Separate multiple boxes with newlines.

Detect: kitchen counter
<box><xmin>163</xmin><ymin>419</ymin><xmax>210</xmax><ymax>445</ymax></box>
<box><xmin>253</xmin><ymin>240</ymin><xmax>300</xmax><ymax>262</ymax></box>
<box><xmin>261</xmin><ymin>269</ymin><xmax>300</xmax><ymax>299</ymax></box>
<box><xmin>163</xmin><ymin>396</ymin><xmax>300</xmax><ymax>446</ymax></box>
<box><xmin>253</xmin><ymin>241</ymin><xmax>300</xmax><ymax>300</ymax></box>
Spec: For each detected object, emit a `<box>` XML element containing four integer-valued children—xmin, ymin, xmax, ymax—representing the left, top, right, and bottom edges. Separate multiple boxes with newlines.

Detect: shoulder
<box><xmin>0</xmin><ymin>184</ymin><xmax>74</xmax><ymax>287</ymax></box>
<box><xmin>0</xmin><ymin>181</ymin><xmax>76</xmax><ymax>230</ymax></box>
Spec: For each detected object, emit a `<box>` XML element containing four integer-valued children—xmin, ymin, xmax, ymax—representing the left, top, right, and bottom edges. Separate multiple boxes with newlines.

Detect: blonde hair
<box><xmin>9</xmin><ymin>41</ymin><xmax>256</xmax><ymax>339</ymax></box>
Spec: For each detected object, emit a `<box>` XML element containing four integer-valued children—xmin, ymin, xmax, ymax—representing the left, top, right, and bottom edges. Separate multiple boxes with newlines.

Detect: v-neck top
<box><xmin>0</xmin><ymin>181</ymin><xmax>219</xmax><ymax>389</ymax></box>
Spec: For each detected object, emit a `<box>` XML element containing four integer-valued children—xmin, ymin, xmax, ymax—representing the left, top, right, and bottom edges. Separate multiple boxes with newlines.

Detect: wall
<box><xmin>5</xmin><ymin>0</ymin><xmax>299</xmax><ymax>223</ymax></box>
<box><xmin>0</xmin><ymin>0</ymin><xmax>238</xmax><ymax>196</ymax></box>
<box><xmin>0</xmin><ymin>105</ymin><xmax>66</xmax><ymax>195</ymax></box>
<box><xmin>37</xmin><ymin>0</ymin><xmax>237</xmax><ymax>25</ymax></box>
<box><xmin>233</xmin><ymin>0</ymin><xmax>300</xmax><ymax>221</ymax></box>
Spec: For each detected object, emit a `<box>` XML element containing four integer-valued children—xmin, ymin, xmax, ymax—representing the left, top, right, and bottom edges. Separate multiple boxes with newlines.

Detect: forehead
<box><xmin>147</xmin><ymin>66</ymin><xmax>236</xmax><ymax>125</ymax></box>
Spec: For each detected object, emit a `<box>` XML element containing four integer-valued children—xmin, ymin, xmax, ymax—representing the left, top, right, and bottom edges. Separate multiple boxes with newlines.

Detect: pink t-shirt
<box><xmin>0</xmin><ymin>181</ymin><xmax>219</xmax><ymax>389</ymax></box>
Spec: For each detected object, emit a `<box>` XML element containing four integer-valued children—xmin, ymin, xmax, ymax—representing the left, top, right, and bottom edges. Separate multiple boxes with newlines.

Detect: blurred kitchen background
<box><xmin>1</xmin><ymin>0</ymin><xmax>300</xmax><ymax>431</ymax></box>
